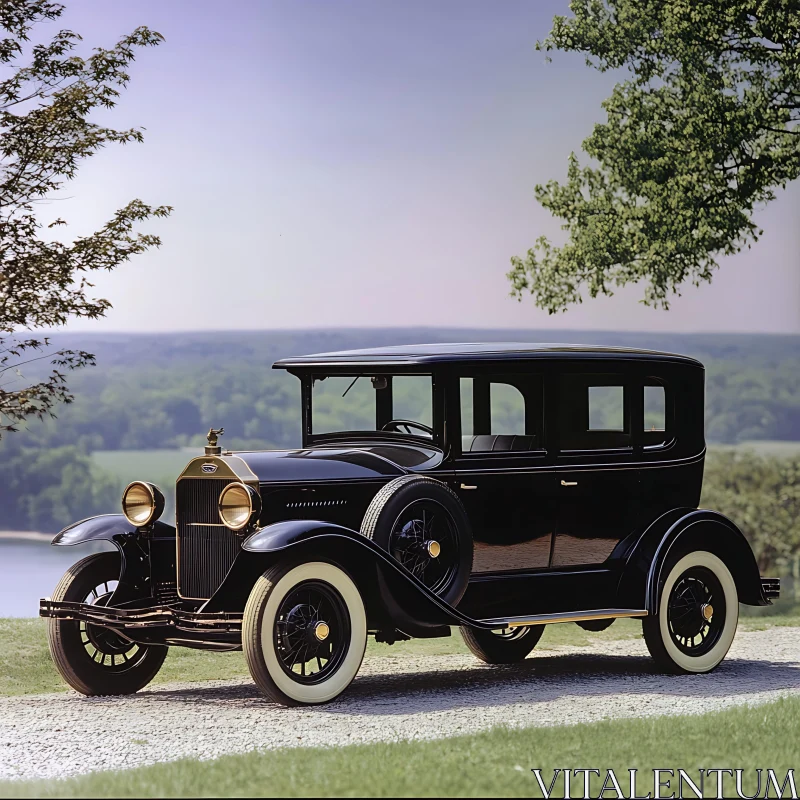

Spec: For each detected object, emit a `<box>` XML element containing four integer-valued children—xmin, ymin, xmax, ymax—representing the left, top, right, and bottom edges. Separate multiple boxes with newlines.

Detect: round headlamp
<box><xmin>218</xmin><ymin>482</ymin><xmax>261</xmax><ymax>531</ymax></box>
<box><xmin>122</xmin><ymin>481</ymin><xmax>165</xmax><ymax>527</ymax></box>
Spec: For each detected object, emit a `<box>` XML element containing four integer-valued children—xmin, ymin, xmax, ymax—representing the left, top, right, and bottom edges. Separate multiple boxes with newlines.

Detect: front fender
<box><xmin>54</xmin><ymin>514</ymin><xmax>135</xmax><ymax>545</ymax></box>
<box><xmin>618</xmin><ymin>509</ymin><xmax>767</xmax><ymax>613</ymax></box>
<box><xmin>54</xmin><ymin>515</ymin><xmax>176</xmax><ymax>546</ymax></box>
<box><xmin>206</xmin><ymin>519</ymin><xmax>487</xmax><ymax>634</ymax></box>
<box><xmin>52</xmin><ymin>514</ymin><xmax>175</xmax><ymax>605</ymax></box>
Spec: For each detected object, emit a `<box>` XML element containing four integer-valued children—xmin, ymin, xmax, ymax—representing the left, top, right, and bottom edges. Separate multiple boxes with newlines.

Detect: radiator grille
<box><xmin>176</xmin><ymin>478</ymin><xmax>240</xmax><ymax>600</ymax></box>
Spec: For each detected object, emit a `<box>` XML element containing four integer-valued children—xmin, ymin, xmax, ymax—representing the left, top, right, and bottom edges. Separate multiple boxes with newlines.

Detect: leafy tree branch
<box><xmin>509</xmin><ymin>0</ymin><xmax>799</xmax><ymax>313</ymax></box>
<box><xmin>0</xmin><ymin>0</ymin><xmax>171</xmax><ymax>435</ymax></box>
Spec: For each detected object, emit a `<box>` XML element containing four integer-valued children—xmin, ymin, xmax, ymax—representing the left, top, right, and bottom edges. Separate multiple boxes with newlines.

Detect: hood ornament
<box><xmin>205</xmin><ymin>427</ymin><xmax>224</xmax><ymax>456</ymax></box>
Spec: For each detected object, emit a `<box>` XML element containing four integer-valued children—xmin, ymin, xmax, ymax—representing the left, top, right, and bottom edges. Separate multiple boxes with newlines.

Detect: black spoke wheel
<box><xmin>361</xmin><ymin>476</ymin><xmax>473</xmax><ymax>605</ymax></box>
<box><xmin>461</xmin><ymin>624</ymin><xmax>545</xmax><ymax>664</ymax></box>
<box><xmin>243</xmin><ymin>561</ymin><xmax>367</xmax><ymax>706</ymax></box>
<box><xmin>643</xmin><ymin>550</ymin><xmax>738</xmax><ymax>675</ymax></box>
<box><xmin>388</xmin><ymin>500</ymin><xmax>459</xmax><ymax>595</ymax></box>
<box><xmin>666</xmin><ymin>567</ymin><xmax>725</xmax><ymax>657</ymax></box>
<box><xmin>80</xmin><ymin>584</ymin><xmax>149</xmax><ymax>673</ymax></box>
<box><xmin>47</xmin><ymin>552</ymin><xmax>167</xmax><ymax>695</ymax></box>
<box><xmin>274</xmin><ymin>580</ymin><xmax>351</xmax><ymax>685</ymax></box>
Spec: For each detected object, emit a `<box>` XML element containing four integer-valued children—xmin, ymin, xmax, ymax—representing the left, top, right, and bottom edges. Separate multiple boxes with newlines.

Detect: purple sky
<box><xmin>44</xmin><ymin>1</ymin><xmax>800</xmax><ymax>333</ymax></box>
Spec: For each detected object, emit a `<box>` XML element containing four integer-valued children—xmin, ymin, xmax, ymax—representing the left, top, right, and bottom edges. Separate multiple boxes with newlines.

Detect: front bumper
<box><xmin>39</xmin><ymin>598</ymin><xmax>244</xmax><ymax>649</ymax></box>
<box><xmin>761</xmin><ymin>577</ymin><xmax>780</xmax><ymax>602</ymax></box>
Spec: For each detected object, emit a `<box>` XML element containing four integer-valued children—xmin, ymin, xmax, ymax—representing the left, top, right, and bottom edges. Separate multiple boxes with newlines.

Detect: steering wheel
<box><xmin>381</xmin><ymin>419</ymin><xmax>434</xmax><ymax>437</ymax></box>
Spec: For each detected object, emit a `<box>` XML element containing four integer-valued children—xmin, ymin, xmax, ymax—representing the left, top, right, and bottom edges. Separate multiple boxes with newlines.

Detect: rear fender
<box><xmin>618</xmin><ymin>509</ymin><xmax>767</xmax><ymax>613</ymax></box>
<box><xmin>204</xmin><ymin>520</ymin><xmax>472</xmax><ymax>635</ymax></box>
<box><xmin>52</xmin><ymin>514</ymin><xmax>175</xmax><ymax>605</ymax></box>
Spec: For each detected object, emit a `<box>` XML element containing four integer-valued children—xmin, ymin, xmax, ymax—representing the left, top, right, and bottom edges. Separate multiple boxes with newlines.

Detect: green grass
<box><xmin>3</xmin><ymin>695</ymin><xmax>798</xmax><ymax>798</ymax></box>
<box><xmin>2</xmin><ymin>615</ymin><xmax>796</xmax><ymax>697</ymax></box>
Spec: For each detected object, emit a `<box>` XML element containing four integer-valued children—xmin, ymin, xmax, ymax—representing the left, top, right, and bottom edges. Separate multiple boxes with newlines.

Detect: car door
<box><xmin>452</xmin><ymin>372</ymin><xmax>557</xmax><ymax>574</ymax></box>
<box><xmin>551</xmin><ymin>372</ymin><xmax>640</xmax><ymax>568</ymax></box>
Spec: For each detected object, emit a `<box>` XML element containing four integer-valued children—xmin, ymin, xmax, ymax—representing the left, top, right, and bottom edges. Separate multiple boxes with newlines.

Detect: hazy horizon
<box><xmin>44</xmin><ymin>325</ymin><xmax>800</xmax><ymax>337</ymax></box>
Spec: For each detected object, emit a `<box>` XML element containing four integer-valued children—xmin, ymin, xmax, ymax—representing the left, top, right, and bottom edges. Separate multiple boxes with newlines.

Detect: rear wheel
<box><xmin>243</xmin><ymin>561</ymin><xmax>367</xmax><ymax>706</ymax></box>
<box><xmin>460</xmin><ymin>624</ymin><xmax>544</xmax><ymax>664</ymax></box>
<box><xmin>361</xmin><ymin>476</ymin><xmax>473</xmax><ymax>605</ymax></box>
<box><xmin>47</xmin><ymin>552</ymin><xmax>167</xmax><ymax>695</ymax></box>
<box><xmin>643</xmin><ymin>550</ymin><xmax>738</xmax><ymax>674</ymax></box>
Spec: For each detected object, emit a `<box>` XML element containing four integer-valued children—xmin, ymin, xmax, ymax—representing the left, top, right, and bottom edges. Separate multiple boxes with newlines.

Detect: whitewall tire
<box><xmin>243</xmin><ymin>561</ymin><xmax>367</xmax><ymax>706</ymax></box>
<box><xmin>643</xmin><ymin>550</ymin><xmax>738</xmax><ymax>674</ymax></box>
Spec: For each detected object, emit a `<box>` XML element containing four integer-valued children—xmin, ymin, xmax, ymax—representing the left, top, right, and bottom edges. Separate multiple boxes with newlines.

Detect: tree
<box><xmin>508</xmin><ymin>0</ymin><xmax>799</xmax><ymax>313</ymax></box>
<box><xmin>0</xmin><ymin>0</ymin><xmax>170</xmax><ymax>436</ymax></box>
<box><xmin>701</xmin><ymin>450</ymin><xmax>800</xmax><ymax>575</ymax></box>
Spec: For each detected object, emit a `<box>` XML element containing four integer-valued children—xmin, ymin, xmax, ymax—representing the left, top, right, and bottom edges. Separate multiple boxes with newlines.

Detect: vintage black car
<box><xmin>40</xmin><ymin>343</ymin><xmax>779</xmax><ymax>705</ymax></box>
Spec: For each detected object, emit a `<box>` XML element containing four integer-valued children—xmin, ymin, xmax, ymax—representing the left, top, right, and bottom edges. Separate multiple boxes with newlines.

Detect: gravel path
<box><xmin>2</xmin><ymin>627</ymin><xmax>799</xmax><ymax>781</ymax></box>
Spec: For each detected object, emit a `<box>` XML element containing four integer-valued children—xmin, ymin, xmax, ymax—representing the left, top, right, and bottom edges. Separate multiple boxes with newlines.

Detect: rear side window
<box><xmin>644</xmin><ymin>385</ymin><xmax>666</xmax><ymax>432</ymax></box>
<box><xmin>588</xmin><ymin>386</ymin><xmax>625</xmax><ymax>431</ymax></box>
<box><xmin>559</xmin><ymin>374</ymin><xmax>631</xmax><ymax>450</ymax></box>
<box><xmin>643</xmin><ymin>380</ymin><xmax>670</xmax><ymax>447</ymax></box>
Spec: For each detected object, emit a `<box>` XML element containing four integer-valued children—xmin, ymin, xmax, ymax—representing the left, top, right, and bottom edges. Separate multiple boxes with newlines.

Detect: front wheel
<box><xmin>243</xmin><ymin>561</ymin><xmax>367</xmax><ymax>706</ymax></box>
<box><xmin>47</xmin><ymin>552</ymin><xmax>168</xmax><ymax>695</ymax></box>
<box><xmin>643</xmin><ymin>550</ymin><xmax>738</xmax><ymax>674</ymax></box>
<box><xmin>460</xmin><ymin>624</ymin><xmax>544</xmax><ymax>664</ymax></box>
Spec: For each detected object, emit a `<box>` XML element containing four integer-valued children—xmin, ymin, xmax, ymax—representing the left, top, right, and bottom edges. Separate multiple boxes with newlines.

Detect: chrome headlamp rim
<box><xmin>218</xmin><ymin>482</ymin><xmax>261</xmax><ymax>531</ymax></box>
<box><xmin>121</xmin><ymin>481</ymin><xmax>165</xmax><ymax>528</ymax></box>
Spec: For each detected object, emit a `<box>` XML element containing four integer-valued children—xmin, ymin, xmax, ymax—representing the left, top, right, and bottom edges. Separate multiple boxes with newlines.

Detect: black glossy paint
<box><xmin>234</xmin><ymin>444</ymin><xmax>442</xmax><ymax>483</ymax></box>
<box><xmin>41</xmin><ymin>345</ymin><xmax>770</xmax><ymax>649</ymax></box>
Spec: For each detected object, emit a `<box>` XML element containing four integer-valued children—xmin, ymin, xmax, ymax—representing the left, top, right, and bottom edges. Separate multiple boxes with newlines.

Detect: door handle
<box><xmin>460</xmin><ymin>484</ymin><xmax>477</xmax><ymax>490</ymax></box>
<box><xmin>561</xmin><ymin>480</ymin><xmax>578</xmax><ymax>486</ymax></box>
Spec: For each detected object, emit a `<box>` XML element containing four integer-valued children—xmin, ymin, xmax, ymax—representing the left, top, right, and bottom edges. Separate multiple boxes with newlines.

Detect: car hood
<box><xmin>180</xmin><ymin>443</ymin><xmax>444</xmax><ymax>485</ymax></box>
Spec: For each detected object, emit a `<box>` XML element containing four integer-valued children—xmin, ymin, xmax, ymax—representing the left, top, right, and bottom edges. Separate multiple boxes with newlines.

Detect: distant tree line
<box><xmin>3</xmin><ymin>345</ymin><xmax>800</xmax><ymax>453</ymax></box>
<box><xmin>0</xmin><ymin>436</ymin><xmax>118</xmax><ymax>532</ymax></box>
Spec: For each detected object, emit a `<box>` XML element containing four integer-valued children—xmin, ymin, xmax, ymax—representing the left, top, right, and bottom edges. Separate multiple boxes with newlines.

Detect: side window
<box><xmin>644</xmin><ymin>385</ymin><xmax>666</xmax><ymax>432</ymax></box>
<box><xmin>588</xmin><ymin>386</ymin><xmax>625</xmax><ymax>431</ymax></box>
<box><xmin>490</xmin><ymin>383</ymin><xmax>526</xmax><ymax>435</ymax></box>
<box><xmin>643</xmin><ymin>381</ymin><xmax>670</xmax><ymax>447</ymax></box>
<box><xmin>460</xmin><ymin>374</ymin><xmax>542</xmax><ymax>453</ymax></box>
<box><xmin>460</xmin><ymin>377</ymin><xmax>474</xmax><ymax>436</ymax></box>
<box><xmin>559</xmin><ymin>374</ymin><xmax>631</xmax><ymax>450</ymax></box>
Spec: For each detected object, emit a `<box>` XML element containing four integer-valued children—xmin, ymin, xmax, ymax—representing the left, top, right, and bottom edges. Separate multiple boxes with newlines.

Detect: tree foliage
<box><xmin>701</xmin><ymin>451</ymin><xmax>800</xmax><ymax>574</ymax></box>
<box><xmin>0</xmin><ymin>0</ymin><xmax>170</xmax><ymax>435</ymax></box>
<box><xmin>0</xmin><ymin>435</ymin><xmax>118</xmax><ymax>531</ymax></box>
<box><xmin>509</xmin><ymin>0</ymin><xmax>800</xmax><ymax>313</ymax></box>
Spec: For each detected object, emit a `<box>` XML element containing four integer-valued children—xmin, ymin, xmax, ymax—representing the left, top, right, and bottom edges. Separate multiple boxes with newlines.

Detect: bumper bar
<box><xmin>39</xmin><ymin>598</ymin><xmax>243</xmax><ymax>634</ymax></box>
<box><xmin>761</xmin><ymin>577</ymin><xmax>781</xmax><ymax>602</ymax></box>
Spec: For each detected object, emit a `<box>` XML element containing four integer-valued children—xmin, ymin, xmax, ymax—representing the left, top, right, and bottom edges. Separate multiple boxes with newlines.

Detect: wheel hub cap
<box><xmin>314</xmin><ymin>621</ymin><xmax>330</xmax><ymax>641</ymax></box>
<box><xmin>426</xmin><ymin>540</ymin><xmax>441</xmax><ymax>558</ymax></box>
<box><xmin>701</xmin><ymin>603</ymin><xmax>714</xmax><ymax>622</ymax></box>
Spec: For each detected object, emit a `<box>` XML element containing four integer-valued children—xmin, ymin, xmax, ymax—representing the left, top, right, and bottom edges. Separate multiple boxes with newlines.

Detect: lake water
<box><xmin>0</xmin><ymin>539</ymin><xmax>114</xmax><ymax>617</ymax></box>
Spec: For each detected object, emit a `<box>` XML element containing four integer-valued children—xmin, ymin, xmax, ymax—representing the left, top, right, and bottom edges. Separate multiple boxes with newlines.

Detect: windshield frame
<box><xmin>295</xmin><ymin>369</ymin><xmax>444</xmax><ymax>449</ymax></box>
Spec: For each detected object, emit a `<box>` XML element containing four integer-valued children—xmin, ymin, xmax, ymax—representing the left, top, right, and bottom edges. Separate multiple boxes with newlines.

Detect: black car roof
<box><xmin>273</xmin><ymin>342</ymin><xmax>702</xmax><ymax>369</ymax></box>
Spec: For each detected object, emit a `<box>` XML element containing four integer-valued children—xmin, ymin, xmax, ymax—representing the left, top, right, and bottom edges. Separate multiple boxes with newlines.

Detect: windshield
<box><xmin>310</xmin><ymin>374</ymin><xmax>433</xmax><ymax>439</ymax></box>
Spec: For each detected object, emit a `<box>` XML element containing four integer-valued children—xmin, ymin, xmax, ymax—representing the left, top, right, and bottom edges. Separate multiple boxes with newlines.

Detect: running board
<box><xmin>478</xmin><ymin>608</ymin><xmax>649</xmax><ymax>629</ymax></box>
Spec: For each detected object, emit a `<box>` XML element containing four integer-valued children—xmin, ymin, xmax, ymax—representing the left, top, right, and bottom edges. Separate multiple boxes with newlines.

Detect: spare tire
<box><xmin>361</xmin><ymin>475</ymin><xmax>472</xmax><ymax>605</ymax></box>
